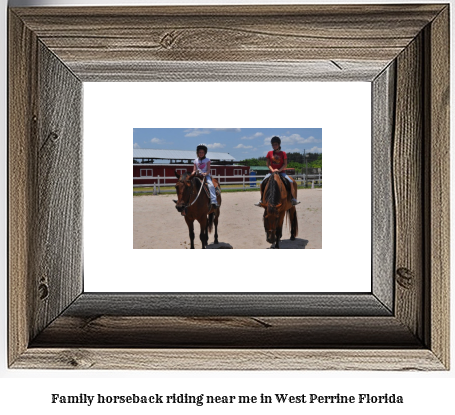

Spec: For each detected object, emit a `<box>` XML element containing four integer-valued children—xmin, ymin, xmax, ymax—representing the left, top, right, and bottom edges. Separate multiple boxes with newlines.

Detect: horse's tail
<box><xmin>207</xmin><ymin>212</ymin><xmax>214</xmax><ymax>233</ymax></box>
<box><xmin>286</xmin><ymin>208</ymin><xmax>299</xmax><ymax>237</ymax></box>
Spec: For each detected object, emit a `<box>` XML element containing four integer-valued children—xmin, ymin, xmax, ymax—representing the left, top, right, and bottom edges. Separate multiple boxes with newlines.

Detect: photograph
<box><xmin>133</xmin><ymin>128</ymin><xmax>322</xmax><ymax>249</ymax></box>
<box><xmin>4</xmin><ymin>0</ymin><xmax>450</xmax><ymax>386</ymax></box>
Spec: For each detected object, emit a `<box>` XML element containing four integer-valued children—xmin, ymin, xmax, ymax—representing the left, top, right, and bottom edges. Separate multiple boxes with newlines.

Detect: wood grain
<box><xmin>71</xmin><ymin>60</ymin><xmax>389</xmax><ymax>82</ymax></box>
<box><xmin>425</xmin><ymin>6</ymin><xmax>450</xmax><ymax>369</ymax></box>
<box><xmin>393</xmin><ymin>34</ymin><xmax>424</xmax><ymax>340</ymax></box>
<box><xmin>372</xmin><ymin>63</ymin><xmax>395</xmax><ymax>312</ymax></box>
<box><xmin>11</xmin><ymin>5</ymin><xmax>444</xmax><ymax>76</ymax></box>
<box><xmin>13</xmin><ymin>349</ymin><xmax>445</xmax><ymax>371</ymax></box>
<box><xmin>8</xmin><ymin>11</ymin><xmax>38</xmax><ymax>366</ymax></box>
<box><xmin>32</xmin><ymin>42</ymin><xmax>83</xmax><ymax>339</ymax></box>
<box><xmin>63</xmin><ymin>293</ymin><xmax>392</xmax><ymax>317</ymax></box>
<box><xmin>31</xmin><ymin>316</ymin><xmax>420</xmax><ymax>349</ymax></box>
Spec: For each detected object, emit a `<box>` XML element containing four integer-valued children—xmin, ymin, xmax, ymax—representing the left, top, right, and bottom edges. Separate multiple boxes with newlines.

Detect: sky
<box><xmin>133</xmin><ymin>128</ymin><xmax>322</xmax><ymax>161</ymax></box>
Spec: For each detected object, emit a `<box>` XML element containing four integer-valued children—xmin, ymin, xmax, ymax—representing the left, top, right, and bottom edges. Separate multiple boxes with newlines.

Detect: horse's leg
<box><xmin>214</xmin><ymin>209</ymin><xmax>219</xmax><ymax>244</ymax></box>
<box><xmin>275</xmin><ymin>228</ymin><xmax>281</xmax><ymax>249</ymax></box>
<box><xmin>185</xmin><ymin>217</ymin><xmax>195</xmax><ymax>249</ymax></box>
<box><xmin>289</xmin><ymin>206</ymin><xmax>297</xmax><ymax>240</ymax></box>
<box><xmin>276</xmin><ymin>212</ymin><xmax>286</xmax><ymax>249</ymax></box>
<box><xmin>198</xmin><ymin>216</ymin><xmax>208</xmax><ymax>249</ymax></box>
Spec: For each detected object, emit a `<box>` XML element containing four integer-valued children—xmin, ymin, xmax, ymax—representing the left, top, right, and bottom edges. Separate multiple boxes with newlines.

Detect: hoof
<box><xmin>291</xmin><ymin>236</ymin><xmax>296</xmax><ymax>241</ymax></box>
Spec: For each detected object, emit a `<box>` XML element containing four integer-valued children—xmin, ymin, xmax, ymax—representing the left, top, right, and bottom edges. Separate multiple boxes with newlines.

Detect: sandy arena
<box><xmin>134</xmin><ymin>189</ymin><xmax>322</xmax><ymax>249</ymax></box>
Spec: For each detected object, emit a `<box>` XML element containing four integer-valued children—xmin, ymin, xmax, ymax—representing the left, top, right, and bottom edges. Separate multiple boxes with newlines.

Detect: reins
<box><xmin>188</xmin><ymin>176</ymin><xmax>206</xmax><ymax>207</ymax></box>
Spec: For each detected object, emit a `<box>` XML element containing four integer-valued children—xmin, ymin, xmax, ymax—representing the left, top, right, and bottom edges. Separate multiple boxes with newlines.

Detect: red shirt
<box><xmin>266</xmin><ymin>150</ymin><xmax>287</xmax><ymax>170</ymax></box>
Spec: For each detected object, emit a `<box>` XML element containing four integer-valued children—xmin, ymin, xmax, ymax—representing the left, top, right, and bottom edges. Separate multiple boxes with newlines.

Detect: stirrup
<box><xmin>291</xmin><ymin>199</ymin><xmax>300</xmax><ymax>205</ymax></box>
<box><xmin>254</xmin><ymin>200</ymin><xmax>263</xmax><ymax>206</ymax></box>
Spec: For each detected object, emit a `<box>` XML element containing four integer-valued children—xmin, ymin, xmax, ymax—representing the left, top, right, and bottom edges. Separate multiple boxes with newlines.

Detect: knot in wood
<box><xmin>60</xmin><ymin>350</ymin><xmax>94</xmax><ymax>369</ymax></box>
<box><xmin>396</xmin><ymin>267</ymin><xmax>414</xmax><ymax>289</ymax></box>
<box><xmin>38</xmin><ymin>282</ymin><xmax>49</xmax><ymax>300</ymax></box>
<box><xmin>160</xmin><ymin>31</ymin><xmax>179</xmax><ymax>49</ymax></box>
<box><xmin>48</xmin><ymin>132</ymin><xmax>59</xmax><ymax>142</ymax></box>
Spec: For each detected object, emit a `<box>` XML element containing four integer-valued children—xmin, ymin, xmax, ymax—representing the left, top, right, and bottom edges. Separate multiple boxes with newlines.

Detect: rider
<box><xmin>194</xmin><ymin>143</ymin><xmax>219</xmax><ymax>208</ymax></box>
<box><xmin>255</xmin><ymin>136</ymin><xmax>300</xmax><ymax>206</ymax></box>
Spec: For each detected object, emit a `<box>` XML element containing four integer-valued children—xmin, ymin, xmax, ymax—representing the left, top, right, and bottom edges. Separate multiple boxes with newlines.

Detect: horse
<box><xmin>259</xmin><ymin>172</ymin><xmax>298</xmax><ymax>248</ymax></box>
<box><xmin>174</xmin><ymin>171</ymin><xmax>221</xmax><ymax>249</ymax></box>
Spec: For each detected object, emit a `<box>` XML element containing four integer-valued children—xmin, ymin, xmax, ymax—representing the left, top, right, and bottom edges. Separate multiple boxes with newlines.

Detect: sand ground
<box><xmin>134</xmin><ymin>189</ymin><xmax>322</xmax><ymax>249</ymax></box>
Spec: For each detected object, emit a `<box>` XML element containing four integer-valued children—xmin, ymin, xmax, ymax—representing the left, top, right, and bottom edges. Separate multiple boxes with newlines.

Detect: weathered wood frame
<box><xmin>8</xmin><ymin>5</ymin><xmax>449</xmax><ymax>370</ymax></box>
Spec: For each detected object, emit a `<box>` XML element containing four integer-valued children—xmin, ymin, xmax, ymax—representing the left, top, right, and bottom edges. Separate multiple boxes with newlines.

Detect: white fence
<box><xmin>133</xmin><ymin>173</ymin><xmax>322</xmax><ymax>194</ymax></box>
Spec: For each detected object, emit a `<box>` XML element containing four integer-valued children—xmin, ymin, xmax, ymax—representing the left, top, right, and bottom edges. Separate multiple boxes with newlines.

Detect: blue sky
<box><xmin>133</xmin><ymin>128</ymin><xmax>322</xmax><ymax>160</ymax></box>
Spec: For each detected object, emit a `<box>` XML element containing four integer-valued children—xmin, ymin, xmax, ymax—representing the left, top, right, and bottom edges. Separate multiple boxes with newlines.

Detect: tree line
<box><xmin>240</xmin><ymin>152</ymin><xmax>322</xmax><ymax>170</ymax></box>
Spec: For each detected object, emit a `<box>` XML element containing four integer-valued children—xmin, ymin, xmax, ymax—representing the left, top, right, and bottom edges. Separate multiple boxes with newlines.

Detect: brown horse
<box><xmin>174</xmin><ymin>171</ymin><xmax>221</xmax><ymax>249</ymax></box>
<box><xmin>260</xmin><ymin>172</ymin><xmax>298</xmax><ymax>248</ymax></box>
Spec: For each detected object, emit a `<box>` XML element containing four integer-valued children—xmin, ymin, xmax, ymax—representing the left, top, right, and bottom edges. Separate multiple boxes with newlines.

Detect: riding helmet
<box><xmin>271</xmin><ymin>136</ymin><xmax>281</xmax><ymax>150</ymax></box>
<box><xmin>196</xmin><ymin>143</ymin><xmax>208</xmax><ymax>155</ymax></box>
<box><xmin>271</xmin><ymin>136</ymin><xmax>281</xmax><ymax>145</ymax></box>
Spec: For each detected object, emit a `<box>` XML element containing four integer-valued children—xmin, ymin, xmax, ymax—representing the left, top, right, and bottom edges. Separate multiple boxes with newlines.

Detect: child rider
<box><xmin>255</xmin><ymin>136</ymin><xmax>300</xmax><ymax>206</ymax></box>
<box><xmin>194</xmin><ymin>143</ymin><xmax>219</xmax><ymax>208</ymax></box>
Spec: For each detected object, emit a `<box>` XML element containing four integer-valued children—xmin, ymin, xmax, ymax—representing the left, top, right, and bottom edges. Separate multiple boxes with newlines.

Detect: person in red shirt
<box><xmin>255</xmin><ymin>136</ymin><xmax>300</xmax><ymax>206</ymax></box>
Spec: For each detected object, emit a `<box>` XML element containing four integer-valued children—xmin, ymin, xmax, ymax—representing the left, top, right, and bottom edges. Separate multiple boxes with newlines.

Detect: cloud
<box><xmin>234</xmin><ymin>144</ymin><xmax>253</xmax><ymax>149</ymax></box>
<box><xmin>185</xmin><ymin>128</ymin><xmax>242</xmax><ymax>137</ymax></box>
<box><xmin>241</xmin><ymin>132</ymin><xmax>263</xmax><ymax>140</ymax></box>
<box><xmin>213</xmin><ymin>128</ymin><xmax>241</xmax><ymax>132</ymax></box>
<box><xmin>151</xmin><ymin>137</ymin><xmax>165</xmax><ymax>144</ymax></box>
<box><xmin>308</xmin><ymin>146</ymin><xmax>322</xmax><ymax>153</ymax></box>
<box><xmin>207</xmin><ymin>143</ymin><xmax>225</xmax><ymax>149</ymax></box>
<box><xmin>263</xmin><ymin>134</ymin><xmax>319</xmax><ymax>146</ymax></box>
<box><xmin>133</xmin><ymin>143</ymin><xmax>140</xmax><ymax>148</ymax></box>
<box><xmin>184</xmin><ymin>129</ymin><xmax>211</xmax><ymax>137</ymax></box>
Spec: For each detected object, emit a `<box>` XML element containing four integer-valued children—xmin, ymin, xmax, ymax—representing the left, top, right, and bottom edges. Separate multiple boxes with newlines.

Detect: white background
<box><xmin>84</xmin><ymin>82</ymin><xmax>371</xmax><ymax>292</ymax></box>
<box><xmin>1</xmin><ymin>0</ymin><xmax>454</xmax><ymax>414</ymax></box>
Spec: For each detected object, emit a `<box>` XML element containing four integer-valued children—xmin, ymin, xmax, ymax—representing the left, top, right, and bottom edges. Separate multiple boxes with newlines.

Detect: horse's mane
<box><xmin>264</xmin><ymin>175</ymin><xmax>281</xmax><ymax>209</ymax></box>
<box><xmin>180</xmin><ymin>172</ymin><xmax>203</xmax><ymax>193</ymax></box>
<box><xmin>179</xmin><ymin>172</ymin><xmax>189</xmax><ymax>182</ymax></box>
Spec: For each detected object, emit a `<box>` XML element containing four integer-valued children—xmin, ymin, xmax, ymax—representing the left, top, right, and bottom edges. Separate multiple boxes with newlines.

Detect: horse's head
<box><xmin>263</xmin><ymin>203</ymin><xmax>282</xmax><ymax>243</ymax></box>
<box><xmin>174</xmin><ymin>171</ymin><xmax>194</xmax><ymax>213</ymax></box>
<box><xmin>262</xmin><ymin>173</ymin><xmax>283</xmax><ymax>244</ymax></box>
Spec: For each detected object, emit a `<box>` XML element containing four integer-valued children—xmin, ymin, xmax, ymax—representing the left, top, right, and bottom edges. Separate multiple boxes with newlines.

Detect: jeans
<box><xmin>262</xmin><ymin>172</ymin><xmax>293</xmax><ymax>184</ymax></box>
<box><xmin>205</xmin><ymin>175</ymin><xmax>217</xmax><ymax>204</ymax></box>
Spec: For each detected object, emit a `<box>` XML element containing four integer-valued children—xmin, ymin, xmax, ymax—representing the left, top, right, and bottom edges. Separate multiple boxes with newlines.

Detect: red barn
<box><xmin>133</xmin><ymin>149</ymin><xmax>250</xmax><ymax>186</ymax></box>
<box><xmin>133</xmin><ymin>164</ymin><xmax>250</xmax><ymax>185</ymax></box>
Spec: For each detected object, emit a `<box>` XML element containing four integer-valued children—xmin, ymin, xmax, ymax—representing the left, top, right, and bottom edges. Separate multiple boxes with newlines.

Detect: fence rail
<box><xmin>133</xmin><ymin>174</ymin><xmax>322</xmax><ymax>194</ymax></box>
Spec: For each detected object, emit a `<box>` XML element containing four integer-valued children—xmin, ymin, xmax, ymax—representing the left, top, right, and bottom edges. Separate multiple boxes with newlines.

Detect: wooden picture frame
<box><xmin>8</xmin><ymin>4</ymin><xmax>449</xmax><ymax>370</ymax></box>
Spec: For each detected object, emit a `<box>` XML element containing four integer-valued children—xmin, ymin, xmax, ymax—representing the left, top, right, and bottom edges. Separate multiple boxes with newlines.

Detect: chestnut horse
<box><xmin>260</xmin><ymin>172</ymin><xmax>298</xmax><ymax>248</ymax></box>
<box><xmin>174</xmin><ymin>171</ymin><xmax>221</xmax><ymax>249</ymax></box>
